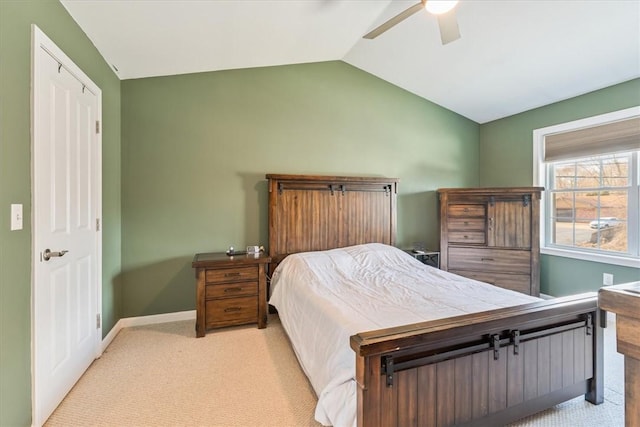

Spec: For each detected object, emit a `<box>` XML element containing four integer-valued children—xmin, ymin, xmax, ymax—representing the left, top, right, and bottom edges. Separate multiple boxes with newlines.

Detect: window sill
<box><xmin>541</xmin><ymin>246</ymin><xmax>640</xmax><ymax>269</ymax></box>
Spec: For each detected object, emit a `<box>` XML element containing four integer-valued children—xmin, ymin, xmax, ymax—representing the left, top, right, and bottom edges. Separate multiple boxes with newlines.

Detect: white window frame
<box><xmin>533</xmin><ymin>106</ymin><xmax>640</xmax><ymax>269</ymax></box>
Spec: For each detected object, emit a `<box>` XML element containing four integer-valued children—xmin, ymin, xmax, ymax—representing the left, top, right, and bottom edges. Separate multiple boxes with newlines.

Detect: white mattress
<box><xmin>269</xmin><ymin>243</ymin><xmax>539</xmax><ymax>427</ymax></box>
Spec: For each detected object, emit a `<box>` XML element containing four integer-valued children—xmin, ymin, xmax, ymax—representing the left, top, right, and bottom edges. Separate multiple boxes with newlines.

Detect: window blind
<box><xmin>544</xmin><ymin>116</ymin><xmax>640</xmax><ymax>162</ymax></box>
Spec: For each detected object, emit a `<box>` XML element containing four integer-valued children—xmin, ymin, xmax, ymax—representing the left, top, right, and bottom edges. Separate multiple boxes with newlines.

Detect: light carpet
<box><xmin>45</xmin><ymin>314</ymin><xmax>624</xmax><ymax>427</ymax></box>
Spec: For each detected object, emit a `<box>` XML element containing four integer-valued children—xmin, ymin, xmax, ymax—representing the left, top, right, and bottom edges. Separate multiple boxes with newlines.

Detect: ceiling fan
<box><xmin>363</xmin><ymin>0</ymin><xmax>461</xmax><ymax>45</ymax></box>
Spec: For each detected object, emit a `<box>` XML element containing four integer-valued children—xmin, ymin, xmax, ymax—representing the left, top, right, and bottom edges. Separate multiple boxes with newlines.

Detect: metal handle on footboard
<box><xmin>380</xmin><ymin>317</ymin><xmax>592</xmax><ymax>387</ymax></box>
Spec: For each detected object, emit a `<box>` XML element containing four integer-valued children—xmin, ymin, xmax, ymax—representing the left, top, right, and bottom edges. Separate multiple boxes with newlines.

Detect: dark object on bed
<box><xmin>266</xmin><ymin>174</ymin><xmax>603</xmax><ymax>427</ymax></box>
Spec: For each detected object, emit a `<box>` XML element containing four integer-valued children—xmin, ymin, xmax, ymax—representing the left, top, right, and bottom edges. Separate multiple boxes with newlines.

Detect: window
<box><xmin>534</xmin><ymin>107</ymin><xmax>640</xmax><ymax>268</ymax></box>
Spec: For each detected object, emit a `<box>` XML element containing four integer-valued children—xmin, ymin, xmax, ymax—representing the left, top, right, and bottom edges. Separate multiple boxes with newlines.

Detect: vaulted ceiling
<box><xmin>61</xmin><ymin>0</ymin><xmax>640</xmax><ymax>123</ymax></box>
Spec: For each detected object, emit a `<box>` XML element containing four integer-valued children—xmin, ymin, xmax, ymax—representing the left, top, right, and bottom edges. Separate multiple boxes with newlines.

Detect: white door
<box><xmin>31</xmin><ymin>26</ymin><xmax>102</xmax><ymax>427</ymax></box>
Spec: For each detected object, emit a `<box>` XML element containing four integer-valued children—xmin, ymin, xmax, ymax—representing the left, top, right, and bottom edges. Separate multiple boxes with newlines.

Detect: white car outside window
<box><xmin>589</xmin><ymin>217</ymin><xmax>619</xmax><ymax>229</ymax></box>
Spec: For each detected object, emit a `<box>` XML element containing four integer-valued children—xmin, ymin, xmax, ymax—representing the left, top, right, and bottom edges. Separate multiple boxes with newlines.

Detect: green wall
<box><xmin>120</xmin><ymin>61</ymin><xmax>480</xmax><ymax>317</ymax></box>
<box><xmin>541</xmin><ymin>255</ymin><xmax>639</xmax><ymax>297</ymax></box>
<box><xmin>0</xmin><ymin>1</ymin><xmax>121</xmax><ymax>425</ymax></box>
<box><xmin>479</xmin><ymin>79</ymin><xmax>640</xmax><ymax>295</ymax></box>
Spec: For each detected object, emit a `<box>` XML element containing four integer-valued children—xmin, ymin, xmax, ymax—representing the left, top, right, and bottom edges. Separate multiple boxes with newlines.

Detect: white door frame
<box><xmin>30</xmin><ymin>25</ymin><xmax>103</xmax><ymax>425</ymax></box>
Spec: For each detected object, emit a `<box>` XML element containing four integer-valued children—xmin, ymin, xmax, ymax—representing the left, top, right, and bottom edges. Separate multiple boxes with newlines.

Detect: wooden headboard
<box><xmin>266</xmin><ymin>174</ymin><xmax>398</xmax><ymax>264</ymax></box>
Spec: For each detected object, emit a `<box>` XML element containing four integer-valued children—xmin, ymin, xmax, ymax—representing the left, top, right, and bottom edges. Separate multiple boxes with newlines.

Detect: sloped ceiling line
<box><xmin>61</xmin><ymin>0</ymin><xmax>640</xmax><ymax>123</ymax></box>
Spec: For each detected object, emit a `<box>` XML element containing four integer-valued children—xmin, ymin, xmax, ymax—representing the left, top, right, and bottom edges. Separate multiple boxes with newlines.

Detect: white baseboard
<box><xmin>101</xmin><ymin>321</ymin><xmax>123</xmax><ymax>353</ymax></box>
<box><xmin>119</xmin><ymin>309</ymin><xmax>196</xmax><ymax>328</ymax></box>
<box><xmin>100</xmin><ymin>310</ymin><xmax>196</xmax><ymax>353</ymax></box>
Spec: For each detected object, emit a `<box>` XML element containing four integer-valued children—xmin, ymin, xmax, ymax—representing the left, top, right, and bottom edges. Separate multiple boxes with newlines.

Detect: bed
<box><xmin>266</xmin><ymin>174</ymin><xmax>603</xmax><ymax>427</ymax></box>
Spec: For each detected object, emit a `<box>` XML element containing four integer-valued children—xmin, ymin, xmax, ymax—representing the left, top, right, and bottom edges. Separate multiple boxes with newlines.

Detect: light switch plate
<box><xmin>10</xmin><ymin>204</ymin><xmax>23</xmax><ymax>230</ymax></box>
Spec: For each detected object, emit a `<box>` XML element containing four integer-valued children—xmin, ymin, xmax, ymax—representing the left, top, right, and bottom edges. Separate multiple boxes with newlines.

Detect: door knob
<box><xmin>42</xmin><ymin>249</ymin><xmax>69</xmax><ymax>261</ymax></box>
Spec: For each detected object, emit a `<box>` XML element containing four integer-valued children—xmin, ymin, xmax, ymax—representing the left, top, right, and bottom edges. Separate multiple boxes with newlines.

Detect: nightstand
<box><xmin>192</xmin><ymin>252</ymin><xmax>271</xmax><ymax>338</ymax></box>
<box><xmin>404</xmin><ymin>250</ymin><xmax>440</xmax><ymax>268</ymax></box>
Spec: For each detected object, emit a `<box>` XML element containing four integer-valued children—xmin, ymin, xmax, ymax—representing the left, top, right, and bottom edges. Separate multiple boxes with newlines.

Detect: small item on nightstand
<box><xmin>226</xmin><ymin>246</ymin><xmax>246</xmax><ymax>256</ymax></box>
<box><xmin>412</xmin><ymin>241</ymin><xmax>426</xmax><ymax>254</ymax></box>
<box><xmin>246</xmin><ymin>245</ymin><xmax>260</xmax><ymax>254</ymax></box>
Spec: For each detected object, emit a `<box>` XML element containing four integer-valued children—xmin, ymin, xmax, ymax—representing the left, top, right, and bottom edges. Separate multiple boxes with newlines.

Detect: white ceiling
<box><xmin>61</xmin><ymin>0</ymin><xmax>640</xmax><ymax>124</ymax></box>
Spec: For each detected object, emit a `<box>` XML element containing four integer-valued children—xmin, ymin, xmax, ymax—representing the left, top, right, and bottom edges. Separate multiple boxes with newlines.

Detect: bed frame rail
<box><xmin>350</xmin><ymin>293</ymin><xmax>603</xmax><ymax>427</ymax></box>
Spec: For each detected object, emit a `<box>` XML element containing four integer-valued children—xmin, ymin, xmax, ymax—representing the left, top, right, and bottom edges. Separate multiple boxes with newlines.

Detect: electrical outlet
<box><xmin>603</xmin><ymin>273</ymin><xmax>613</xmax><ymax>286</ymax></box>
<box><xmin>10</xmin><ymin>204</ymin><xmax>23</xmax><ymax>230</ymax></box>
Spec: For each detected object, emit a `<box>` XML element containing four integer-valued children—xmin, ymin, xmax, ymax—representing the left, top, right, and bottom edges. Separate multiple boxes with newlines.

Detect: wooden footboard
<box><xmin>350</xmin><ymin>293</ymin><xmax>603</xmax><ymax>427</ymax></box>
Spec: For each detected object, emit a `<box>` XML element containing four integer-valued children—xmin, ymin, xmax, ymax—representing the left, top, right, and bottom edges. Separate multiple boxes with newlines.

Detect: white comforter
<box><xmin>269</xmin><ymin>243</ymin><xmax>539</xmax><ymax>427</ymax></box>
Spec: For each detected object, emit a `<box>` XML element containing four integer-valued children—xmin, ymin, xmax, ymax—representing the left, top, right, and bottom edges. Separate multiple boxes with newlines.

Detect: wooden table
<box><xmin>599</xmin><ymin>281</ymin><xmax>640</xmax><ymax>427</ymax></box>
<box><xmin>192</xmin><ymin>252</ymin><xmax>271</xmax><ymax>337</ymax></box>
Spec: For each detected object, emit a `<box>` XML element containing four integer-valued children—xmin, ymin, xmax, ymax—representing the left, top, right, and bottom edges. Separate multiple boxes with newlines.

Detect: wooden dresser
<box><xmin>438</xmin><ymin>187</ymin><xmax>543</xmax><ymax>296</ymax></box>
<box><xmin>599</xmin><ymin>282</ymin><xmax>640</xmax><ymax>427</ymax></box>
<box><xmin>192</xmin><ymin>252</ymin><xmax>271</xmax><ymax>337</ymax></box>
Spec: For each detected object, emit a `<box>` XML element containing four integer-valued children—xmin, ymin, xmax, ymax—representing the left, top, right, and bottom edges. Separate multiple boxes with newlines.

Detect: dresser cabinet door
<box><xmin>488</xmin><ymin>200</ymin><xmax>532</xmax><ymax>249</ymax></box>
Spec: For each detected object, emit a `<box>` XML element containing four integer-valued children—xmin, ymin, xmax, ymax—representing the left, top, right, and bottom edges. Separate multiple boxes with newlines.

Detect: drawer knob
<box><xmin>224</xmin><ymin>272</ymin><xmax>241</xmax><ymax>277</ymax></box>
<box><xmin>224</xmin><ymin>287</ymin><xmax>242</xmax><ymax>293</ymax></box>
<box><xmin>481</xmin><ymin>257</ymin><xmax>495</xmax><ymax>261</ymax></box>
<box><xmin>224</xmin><ymin>307</ymin><xmax>242</xmax><ymax>313</ymax></box>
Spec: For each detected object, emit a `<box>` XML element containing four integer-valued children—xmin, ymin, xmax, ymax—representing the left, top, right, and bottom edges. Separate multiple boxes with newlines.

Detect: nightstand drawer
<box><xmin>206</xmin><ymin>266</ymin><xmax>257</xmax><ymax>284</ymax></box>
<box><xmin>448</xmin><ymin>204</ymin><xmax>485</xmax><ymax>217</ymax></box>
<box><xmin>206</xmin><ymin>281</ymin><xmax>257</xmax><ymax>299</ymax></box>
<box><xmin>448</xmin><ymin>231</ymin><xmax>486</xmax><ymax>244</ymax></box>
<box><xmin>448</xmin><ymin>247</ymin><xmax>531</xmax><ymax>274</ymax></box>
<box><xmin>450</xmin><ymin>270</ymin><xmax>531</xmax><ymax>294</ymax></box>
<box><xmin>205</xmin><ymin>296</ymin><xmax>257</xmax><ymax>328</ymax></box>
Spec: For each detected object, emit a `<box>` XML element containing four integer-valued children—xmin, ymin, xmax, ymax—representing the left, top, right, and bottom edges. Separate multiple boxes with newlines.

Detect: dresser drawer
<box><xmin>206</xmin><ymin>281</ymin><xmax>257</xmax><ymax>299</ymax></box>
<box><xmin>206</xmin><ymin>266</ymin><xmax>257</xmax><ymax>284</ymax></box>
<box><xmin>448</xmin><ymin>231</ymin><xmax>486</xmax><ymax>244</ymax></box>
<box><xmin>448</xmin><ymin>217</ymin><xmax>485</xmax><ymax>230</ymax></box>
<box><xmin>448</xmin><ymin>204</ymin><xmax>486</xmax><ymax>217</ymax></box>
<box><xmin>450</xmin><ymin>270</ymin><xmax>532</xmax><ymax>294</ymax></box>
<box><xmin>448</xmin><ymin>247</ymin><xmax>531</xmax><ymax>274</ymax></box>
<box><xmin>205</xmin><ymin>296</ymin><xmax>257</xmax><ymax>328</ymax></box>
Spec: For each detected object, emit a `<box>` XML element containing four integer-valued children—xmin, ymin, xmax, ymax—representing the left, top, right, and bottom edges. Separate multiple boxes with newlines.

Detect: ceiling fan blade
<box><xmin>363</xmin><ymin>2</ymin><xmax>425</xmax><ymax>39</ymax></box>
<box><xmin>437</xmin><ymin>9</ymin><xmax>461</xmax><ymax>45</ymax></box>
